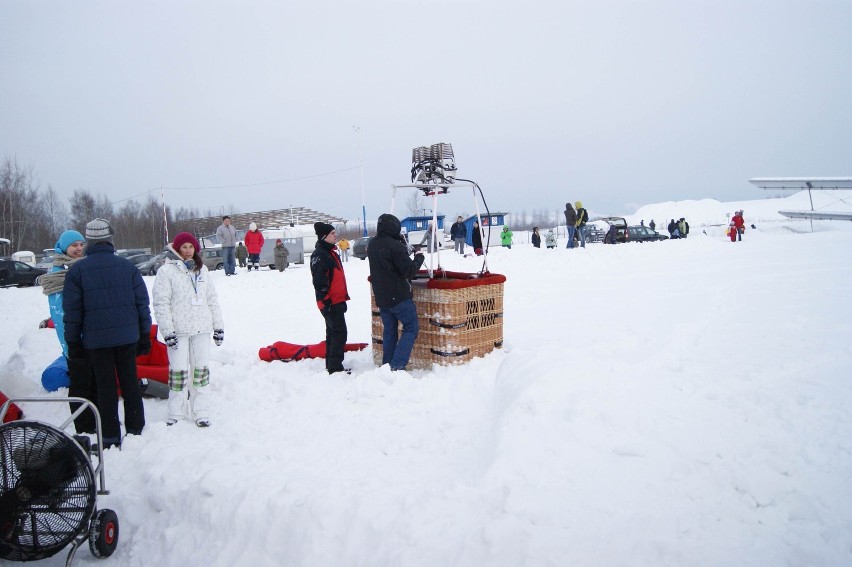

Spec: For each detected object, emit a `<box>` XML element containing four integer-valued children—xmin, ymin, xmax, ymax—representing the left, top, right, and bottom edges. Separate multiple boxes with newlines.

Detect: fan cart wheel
<box><xmin>89</xmin><ymin>508</ymin><xmax>119</xmax><ymax>558</ymax></box>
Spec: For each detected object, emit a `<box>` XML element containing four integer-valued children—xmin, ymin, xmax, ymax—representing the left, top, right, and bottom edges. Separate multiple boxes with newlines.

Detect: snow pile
<box><xmin>1</xmin><ymin>193</ymin><xmax>851</xmax><ymax>566</ymax></box>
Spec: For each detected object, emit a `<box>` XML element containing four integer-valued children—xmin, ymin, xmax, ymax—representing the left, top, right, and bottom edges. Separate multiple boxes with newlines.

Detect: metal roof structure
<box><xmin>748</xmin><ymin>177</ymin><xmax>852</xmax><ymax>190</ymax></box>
<box><xmin>180</xmin><ymin>207</ymin><xmax>348</xmax><ymax>235</ymax></box>
<box><xmin>748</xmin><ymin>177</ymin><xmax>852</xmax><ymax>224</ymax></box>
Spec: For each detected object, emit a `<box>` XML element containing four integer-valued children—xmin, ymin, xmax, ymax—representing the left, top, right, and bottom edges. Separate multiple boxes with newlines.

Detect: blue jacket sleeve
<box><xmin>62</xmin><ymin>265</ymin><xmax>83</xmax><ymax>345</ymax></box>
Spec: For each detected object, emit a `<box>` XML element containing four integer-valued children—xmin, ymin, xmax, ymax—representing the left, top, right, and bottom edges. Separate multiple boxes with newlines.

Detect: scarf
<box><xmin>38</xmin><ymin>254</ymin><xmax>79</xmax><ymax>295</ymax></box>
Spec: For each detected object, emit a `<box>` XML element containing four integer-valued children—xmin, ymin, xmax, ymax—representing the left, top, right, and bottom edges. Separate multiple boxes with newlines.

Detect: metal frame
<box><xmin>390</xmin><ymin>182</ymin><xmax>489</xmax><ymax>276</ymax></box>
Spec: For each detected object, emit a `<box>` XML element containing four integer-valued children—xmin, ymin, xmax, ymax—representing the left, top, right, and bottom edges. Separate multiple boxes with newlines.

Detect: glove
<box><xmin>321</xmin><ymin>298</ymin><xmax>332</xmax><ymax>314</ymax></box>
<box><xmin>67</xmin><ymin>342</ymin><xmax>86</xmax><ymax>361</ymax></box>
<box><xmin>136</xmin><ymin>333</ymin><xmax>152</xmax><ymax>356</ymax></box>
<box><xmin>164</xmin><ymin>333</ymin><xmax>178</xmax><ymax>350</ymax></box>
<box><xmin>213</xmin><ymin>329</ymin><xmax>224</xmax><ymax>346</ymax></box>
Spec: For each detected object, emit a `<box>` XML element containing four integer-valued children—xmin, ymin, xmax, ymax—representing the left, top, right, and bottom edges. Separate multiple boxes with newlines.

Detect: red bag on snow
<box><xmin>0</xmin><ymin>390</ymin><xmax>24</xmax><ymax>423</ymax></box>
<box><xmin>259</xmin><ymin>341</ymin><xmax>367</xmax><ymax>362</ymax></box>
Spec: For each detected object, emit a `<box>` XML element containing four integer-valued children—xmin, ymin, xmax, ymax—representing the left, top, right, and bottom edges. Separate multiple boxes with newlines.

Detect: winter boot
<box><xmin>190</xmin><ymin>384</ymin><xmax>211</xmax><ymax>427</ymax></box>
<box><xmin>167</xmin><ymin>389</ymin><xmax>187</xmax><ymax>425</ymax></box>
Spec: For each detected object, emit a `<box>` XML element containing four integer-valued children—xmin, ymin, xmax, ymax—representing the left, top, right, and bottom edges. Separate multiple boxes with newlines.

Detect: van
<box><xmin>11</xmin><ymin>251</ymin><xmax>36</xmax><ymax>267</ymax></box>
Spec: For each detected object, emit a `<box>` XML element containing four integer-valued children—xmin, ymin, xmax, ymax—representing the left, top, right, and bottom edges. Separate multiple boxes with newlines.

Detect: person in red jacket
<box><xmin>244</xmin><ymin>222</ymin><xmax>265</xmax><ymax>271</ymax></box>
<box><xmin>732</xmin><ymin>210</ymin><xmax>745</xmax><ymax>241</ymax></box>
<box><xmin>310</xmin><ymin>222</ymin><xmax>350</xmax><ymax>374</ymax></box>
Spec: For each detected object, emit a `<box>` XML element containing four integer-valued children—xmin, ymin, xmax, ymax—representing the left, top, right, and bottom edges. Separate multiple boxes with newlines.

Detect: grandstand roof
<box><xmin>181</xmin><ymin>207</ymin><xmax>347</xmax><ymax>234</ymax></box>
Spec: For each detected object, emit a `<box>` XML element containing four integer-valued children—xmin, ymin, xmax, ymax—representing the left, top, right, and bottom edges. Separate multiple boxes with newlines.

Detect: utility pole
<box><xmin>353</xmin><ymin>126</ymin><xmax>368</xmax><ymax>236</ymax></box>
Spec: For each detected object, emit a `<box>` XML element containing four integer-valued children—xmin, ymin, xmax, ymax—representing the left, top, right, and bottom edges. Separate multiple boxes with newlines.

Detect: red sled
<box><xmin>0</xmin><ymin>390</ymin><xmax>24</xmax><ymax>423</ymax></box>
<box><xmin>259</xmin><ymin>341</ymin><xmax>367</xmax><ymax>362</ymax></box>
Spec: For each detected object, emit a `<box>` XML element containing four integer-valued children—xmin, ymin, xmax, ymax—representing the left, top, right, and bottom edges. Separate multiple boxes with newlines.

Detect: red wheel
<box><xmin>89</xmin><ymin>508</ymin><xmax>119</xmax><ymax>558</ymax></box>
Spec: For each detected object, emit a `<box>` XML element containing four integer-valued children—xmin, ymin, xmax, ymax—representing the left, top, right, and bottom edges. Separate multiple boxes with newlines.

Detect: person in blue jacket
<box><xmin>63</xmin><ymin>218</ymin><xmax>152</xmax><ymax>448</ymax></box>
<box><xmin>39</xmin><ymin>229</ymin><xmax>98</xmax><ymax>433</ymax></box>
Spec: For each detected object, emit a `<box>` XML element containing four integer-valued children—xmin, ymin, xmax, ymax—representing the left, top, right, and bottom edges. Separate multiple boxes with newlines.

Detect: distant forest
<box><xmin>1</xmin><ymin>156</ymin><xmax>242</xmax><ymax>254</ymax></box>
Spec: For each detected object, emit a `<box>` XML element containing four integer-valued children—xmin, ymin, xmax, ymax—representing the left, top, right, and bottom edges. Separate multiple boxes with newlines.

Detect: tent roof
<box><xmin>749</xmin><ymin>177</ymin><xmax>852</xmax><ymax>190</ymax></box>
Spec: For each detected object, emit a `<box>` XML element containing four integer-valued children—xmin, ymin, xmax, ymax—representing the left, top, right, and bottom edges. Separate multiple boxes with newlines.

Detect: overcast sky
<box><xmin>2</xmin><ymin>0</ymin><xmax>850</xmax><ymax>222</ymax></box>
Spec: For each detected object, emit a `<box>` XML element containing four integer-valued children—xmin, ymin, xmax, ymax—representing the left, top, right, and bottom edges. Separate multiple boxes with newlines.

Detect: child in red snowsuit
<box><xmin>728</xmin><ymin>221</ymin><xmax>738</xmax><ymax>242</ymax></box>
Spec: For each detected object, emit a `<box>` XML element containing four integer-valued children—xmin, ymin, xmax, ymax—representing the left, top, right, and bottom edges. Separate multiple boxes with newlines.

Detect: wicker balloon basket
<box><xmin>371</xmin><ymin>270</ymin><xmax>506</xmax><ymax>370</ymax></box>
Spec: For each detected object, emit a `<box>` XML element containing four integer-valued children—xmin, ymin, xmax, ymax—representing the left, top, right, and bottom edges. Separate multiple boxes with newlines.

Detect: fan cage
<box><xmin>0</xmin><ymin>421</ymin><xmax>96</xmax><ymax>561</ymax></box>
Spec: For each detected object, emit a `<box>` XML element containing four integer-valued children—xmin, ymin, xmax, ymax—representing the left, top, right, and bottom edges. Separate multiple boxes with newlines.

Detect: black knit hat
<box><xmin>314</xmin><ymin>222</ymin><xmax>335</xmax><ymax>239</ymax></box>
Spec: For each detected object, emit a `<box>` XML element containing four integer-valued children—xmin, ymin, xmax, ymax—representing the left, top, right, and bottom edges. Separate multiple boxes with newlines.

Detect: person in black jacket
<box><xmin>368</xmin><ymin>214</ymin><xmax>425</xmax><ymax>371</ymax></box>
<box><xmin>310</xmin><ymin>222</ymin><xmax>350</xmax><ymax>374</ymax></box>
<box><xmin>471</xmin><ymin>220</ymin><xmax>484</xmax><ymax>255</ymax></box>
<box><xmin>63</xmin><ymin>218</ymin><xmax>152</xmax><ymax>448</ymax></box>
<box><xmin>531</xmin><ymin>227</ymin><xmax>541</xmax><ymax>248</ymax></box>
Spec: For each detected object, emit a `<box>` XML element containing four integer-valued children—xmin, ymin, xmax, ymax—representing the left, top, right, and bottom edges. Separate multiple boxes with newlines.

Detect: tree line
<box><xmin>1</xmin><ymin>157</ymin><xmax>221</xmax><ymax>254</ymax></box>
<box><xmin>2</xmin><ymin>155</ymin><xmax>566</xmax><ymax>254</ymax></box>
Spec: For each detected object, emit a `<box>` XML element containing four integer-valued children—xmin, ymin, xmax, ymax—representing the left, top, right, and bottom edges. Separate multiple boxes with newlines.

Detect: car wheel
<box><xmin>215</xmin><ymin>263</ymin><xmax>223</xmax><ymax>270</ymax></box>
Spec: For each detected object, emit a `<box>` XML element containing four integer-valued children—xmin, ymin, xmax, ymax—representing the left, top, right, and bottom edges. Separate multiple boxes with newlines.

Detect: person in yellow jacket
<box><xmin>574</xmin><ymin>201</ymin><xmax>589</xmax><ymax>248</ymax></box>
<box><xmin>337</xmin><ymin>236</ymin><xmax>350</xmax><ymax>262</ymax></box>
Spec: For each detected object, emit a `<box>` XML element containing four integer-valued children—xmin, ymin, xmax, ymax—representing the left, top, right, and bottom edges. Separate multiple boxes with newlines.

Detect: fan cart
<box><xmin>0</xmin><ymin>397</ymin><xmax>119</xmax><ymax>565</ymax></box>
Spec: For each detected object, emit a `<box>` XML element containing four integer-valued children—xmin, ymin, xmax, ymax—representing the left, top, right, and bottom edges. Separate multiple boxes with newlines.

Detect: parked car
<box><xmin>598</xmin><ymin>217</ymin><xmax>629</xmax><ymax>243</ymax></box>
<box><xmin>138</xmin><ymin>251</ymin><xmax>170</xmax><ymax>276</ymax></box>
<box><xmin>582</xmin><ymin>224</ymin><xmax>606</xmax><ymax>243</ymax></box>
<box><xmin>0</xmin><ymin>259</ymin><xmax>47</xmax><ymax>287</ymax></box>
<box><xmin>201</xmin><ymin>247</ymin><xmax>224</xmax><ymax>271</ymax></box>
<box><xmin>117</xmin><ymin>248</ymin><xmax>149</xmax><ymax>258</ymax></box>
<box><xmin>352</xmin><ymin>236</ymin><xmax>374</xmax><ymax>260</ymax></box>
<box><xmin>36</xmin><ymin>255</ymin><xmax>56</xmax><ymax>270</ymax></box>
<box><xmin>125</xmin><ymin>253</ymin><xmax>156</xmax><ymax>266</ymax></box>
<box><xmin>626</xmin><ymin>226</ymin><xmax>669</xmax><ymax>242</ymax></box>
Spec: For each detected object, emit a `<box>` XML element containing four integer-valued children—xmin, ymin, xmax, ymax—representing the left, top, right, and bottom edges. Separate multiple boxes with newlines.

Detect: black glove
<box><xmin>164</xmin><ymin>333</ymin><xmax>178</xmax><ymax>350</ymax></box>
<box><xmin>136</xmin><ymin>333</ymin><xmax>152</xmax><ymax>356</ymax></box>
<box><xmin>213</xmin><ymin>329</ymin><xmax>224</xmax><ymax>346</ymax></box>
<box><xmin>321</xmin><ymin>299</ymin><xmax>332</xmax><ymax>314</ymax></box>
<box><xmin>67</xmin><ymin>342</ymin><xmax>86</xmax><ymax>361</ymax></box>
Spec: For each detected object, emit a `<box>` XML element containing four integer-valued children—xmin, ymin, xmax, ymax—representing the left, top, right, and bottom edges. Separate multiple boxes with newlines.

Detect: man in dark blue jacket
<box><xmin>450</xmin><ymin>215</ymin><xmax>467</xmax><ymax>254</ymax></box>
<box><xmin>64</xmin><ymin>218</ymin><xmax>152</xmax><ymax>448</ymax></box>
<box><xmin>368</xmin><ymin>214</ymin><xmax>425</xmax><ymax>371</ymax></box>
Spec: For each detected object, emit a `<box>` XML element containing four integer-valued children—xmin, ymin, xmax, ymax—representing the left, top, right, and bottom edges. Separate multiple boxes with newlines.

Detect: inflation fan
<box><xmin>0</xmin><ymin>397</ymin><xmax>119</xmax><ymax>565</ymax></box>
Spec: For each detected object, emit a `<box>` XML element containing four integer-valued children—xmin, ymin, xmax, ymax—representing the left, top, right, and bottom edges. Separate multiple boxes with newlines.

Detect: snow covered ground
<box><xmin>1</xmin><ymin>192</ymin><xmax>851</xmax><ymax>566</ymax></box>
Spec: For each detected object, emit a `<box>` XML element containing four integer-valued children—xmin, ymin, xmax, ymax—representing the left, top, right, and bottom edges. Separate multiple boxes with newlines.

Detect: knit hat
<box><xmin>85</xmin><ymin>218</ymin><xmax>114</xmax><ymax>242</ymax></box>
<box><xmin>314</xmin><ymin>222</ymin><xmax>335</xmax><ymax>239</ymax></box>
<box><xmin>575</xmin><ymin>201</ymin><xmax>583</xmax><ymax>209</ymax></box>
<box><xmin>249</xmin><ymin>222</ymin><xmax>258</xmax><ymax>231</ymax></box>
<box><xmin>173</xmin><ymin>232</ymin><xmax>200</xmax><ymax>252</ymax></box>
<box><xmin>55</xmin><ymin>230</ymin><xmax>85</xmax><ymax>254</ymax></box>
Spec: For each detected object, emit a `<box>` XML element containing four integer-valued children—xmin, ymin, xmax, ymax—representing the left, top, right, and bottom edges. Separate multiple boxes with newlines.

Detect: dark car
<box><xmin>352</xmin><ymin>236</ymin><xmax>374</xmax><ymax>260</ymax></box>
<box><xmin>117</xmin><ymin>248</ymin><xmax>149</xmax><ymax>258</ymax></box>
<box><xmin>626</xmin><ymin>225</ymin><xmax>669</xmax><ymax>242</ymax></box>
<box><xmin>138</xmin><ymin>251</ymin><xmax>170</xmax><ymax>276</ymax></box>
<box><xmin>0</xmin><ymin>259</ymin><xmax>47</xmax><ymax>287</ymax></box>
<box><xmin>582</xmin><ymin>224</ymin><xmax>606</xmax><ymax>243</ymax></box>
<box><xmin>599</xmin><ymin>217</ymin><xmax>629</xmax><ymax>243</ymax></box>
<box><xmin>125</xmin><ymin>253</ymin><xmax>156</xmax><ymax>266</ymax></box>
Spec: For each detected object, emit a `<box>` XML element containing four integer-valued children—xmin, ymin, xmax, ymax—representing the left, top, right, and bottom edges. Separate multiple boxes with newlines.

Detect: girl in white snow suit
<box><xmin>153</xmin><ymin>232</ymin><xmax>224</xmax><ymax>427</ymax></box>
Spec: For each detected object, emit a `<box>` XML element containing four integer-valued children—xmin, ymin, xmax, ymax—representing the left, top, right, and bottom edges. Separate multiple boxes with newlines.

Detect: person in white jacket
<box><xmin>152</xmin><ymin>232</ymin><xmax>224</xmax><ymax>427</ymax></box>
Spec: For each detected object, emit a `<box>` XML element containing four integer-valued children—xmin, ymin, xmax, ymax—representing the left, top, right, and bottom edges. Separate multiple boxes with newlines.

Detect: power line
<box><xmin>108</xmin><ymin>165</ymin><xmax>362</xmax><ymax>206</ymax></box>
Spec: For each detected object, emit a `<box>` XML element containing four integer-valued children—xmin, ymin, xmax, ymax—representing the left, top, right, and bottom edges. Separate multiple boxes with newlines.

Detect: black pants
<box><xmin>67</xmin><ymin>354</ymin><xmax>98</xmax><ymax>434</ymax></box>
<box><xmin>322</xmin><ymin>303</ymin><xmax>348</xmax><ymax>373</ymax></box>
<box><xmin>88</xmin><ymin>342</ymin><xmax>145</xmax><ymax>443</ymax></box>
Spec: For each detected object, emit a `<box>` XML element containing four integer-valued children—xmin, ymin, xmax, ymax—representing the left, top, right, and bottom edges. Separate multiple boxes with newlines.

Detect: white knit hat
<box><xmin>85</xmin><ymin>218</ymin><xmax>114</xmax><ymax>241</ymax></box>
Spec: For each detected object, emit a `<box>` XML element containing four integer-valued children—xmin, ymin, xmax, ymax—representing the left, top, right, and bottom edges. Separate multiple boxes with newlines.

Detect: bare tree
<box><xmin>405</xmin><ymin>191</ymin><xmax>424</xmax><ymax>217</ymax></box>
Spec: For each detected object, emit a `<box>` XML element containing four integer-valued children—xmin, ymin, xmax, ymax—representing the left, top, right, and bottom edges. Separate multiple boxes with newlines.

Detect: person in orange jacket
<box><xmin>244</xmin><ymin>222</ymin><xmax>265</xmax><ymax>271</ymax></box>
